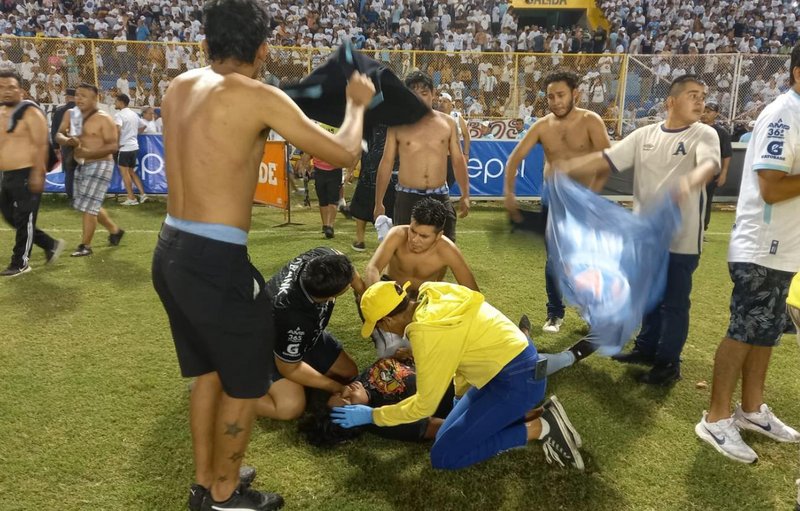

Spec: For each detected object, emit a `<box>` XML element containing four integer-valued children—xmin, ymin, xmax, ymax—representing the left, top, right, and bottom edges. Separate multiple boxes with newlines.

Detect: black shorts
<box><xmin>726</xmin><ymin>262</ymin><xmax>794</xmax><ymax>347</ymax></box>
<box><xmin>116</xmin><ymin>150</ymin><xmax>137</xmax><ymax>168</ymax></box>
<box><xmin>349</xmin><ymin>174</ymin><xmax>398</xmax><ymax>223</ymax></box>
<box><xmin>314</xmin><ymin>167</ymin><xmax>342</xmax><ymax>206</ymax></box>
<box><xmin>152</xmin><ymin>224</ymin><xmax>274</xmax><ymax>399</ymax></box>
<box><xmin>271</xmin><ymin>331</ymin><xmax>343</xmax><ymax>384</ymax></box>
<box><xmin>393</xmin><ymin>189</ymin><xmax>457</xmax><ymax>242</ymax></box>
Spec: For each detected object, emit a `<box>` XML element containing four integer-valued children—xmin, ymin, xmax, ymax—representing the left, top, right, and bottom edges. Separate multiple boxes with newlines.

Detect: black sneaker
<box><xmin>611</xmin><ymin>349</ymin><xmax>655</xmax><ymax>366</ymax></box>
<box><xmin>188</xmin><ymin>483</ymin><xmax>207</xmax><ymax>511</ymax></box>
<box><xmin>324</xmin><ymin>226</ymin><xmax>334</xmax><ymax>239</ymax></box>
<box><xmin>351</xmin><ymin>241</ymin><xmax>366</xmax><ymax>252</ymax></box>
<box><xmin>70</xmin><ymin>244</ymin><xmax>93</xmax><ymax>257</ymax></box>
<box><xmin>542</xmin><ymin>395</ymin><xmax>582</xmax><ymax>448</ymax></box>
<box><xmin>518</xmin><ymin>314</ymin><xmax>531</xmax><ymax>335</ymax></box>
<box><xmin>0</xmin><ymin>264</ymin><xmax>31</xmax><ymax>277</ymax></box>
<box><xmin>338</xmin><ymin>204</ymin><xmax>352</xmax><ymax>219</ymax></box>
<box><xmin>540</xmin><ymin>403</ymin><xmax>584</xmax><ymax>470</ymax></box>
<box><xmin>109</xmin><ymin>229</ymin><xmax>125</xmax><ymax>246</ymax></box>
<box><xmin>567</xmin><ymin>337</ymin><xmax>599</xmax><ymax>363</ymax></box>
<box><xmin>46</xmin><ymin>239</ymin><xmax>66</xmax><ymax>265</ymax></box>
<box><xmin>200</xmin><ymin>484</ymin><xmax>284</xmax><ymax>511</ymax></box>
<box><xmin>188</xmin><ymin>467</ymin><xmax>258</xmax><ymax>511</ymax></box>
<box><xmin>636</xmin><ymin>362</ymin><xmax>681</xmax><ymax>386</ymax></box>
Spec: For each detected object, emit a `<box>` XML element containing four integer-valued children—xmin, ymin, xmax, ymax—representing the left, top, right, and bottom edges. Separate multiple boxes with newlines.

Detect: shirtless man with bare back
<box><xmin>0</xmin><ymin>70</ymin><xmax>64</xmax><ymax>276</ymax></box>
<box><xmin>504</xmin><ymin>71</ymin><xmax>611</xmax><ymax>372</ymax></box>
<box><xmin>150</xmin><ymin>1</ymin><xmax>374</xmax><ymax>510</ymax></box>
<box><xmin>374</xmin><ymin>71</ymin><xmax>469</xmax><ymax>242</ymax></box>
<box><xmin>55</xmin><ymin>83</ymin><xmax>125</xmax><ymax>257</ymax></box>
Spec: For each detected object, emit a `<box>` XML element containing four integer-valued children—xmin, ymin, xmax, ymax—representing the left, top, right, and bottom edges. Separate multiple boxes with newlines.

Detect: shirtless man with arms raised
<box><xmin>0</xmin><ymin>70</ymin><xmax>64</xmax><ymax>276</ymax></box>
<box><xmin>374</xmin><ymin>71</ymin><xmax>469</xmax><ymax>242</ymax></box>
<box><xmin>362</xmin><ymin>198</ymin><xmax>478</xmax><ymax>357</ymax></box>
<box><xmin>55</xmin><ymin>83</ymin><xmax>125</xmax><ymax>257</ymax></box>
<box><xmin>504</xmin><ymin>71</ymin><xmax>611</xmax><ymax>373</ymax></box>
<box><xmin>150</xmin><ymin>1</ymin><xmax>374</xmax><ymax>510</ymax></box>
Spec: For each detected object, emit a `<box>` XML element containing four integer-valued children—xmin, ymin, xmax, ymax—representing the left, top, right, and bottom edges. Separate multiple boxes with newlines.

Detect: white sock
<box><xmin>537</xmin><ymin>417</ymin><xmax>551</xmax><ymax>439</ymax></box>
<box><xmin>338</xmin><ymin>198</ymin><xmax>346</xmax><ymax>207</ymax></box>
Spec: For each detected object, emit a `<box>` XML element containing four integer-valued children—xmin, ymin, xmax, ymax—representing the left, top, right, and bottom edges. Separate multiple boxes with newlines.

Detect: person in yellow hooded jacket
<box><xmin>331</xmin><ymin>280</ymin><xmax>585</xmax><ymax>470</ymax></box>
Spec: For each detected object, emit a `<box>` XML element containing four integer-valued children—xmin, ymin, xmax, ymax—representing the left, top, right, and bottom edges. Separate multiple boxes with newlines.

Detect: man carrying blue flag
<box><xmin>505</xmin><ymin>71</ymin><xmax>611</xmax><ymax>337</ymax></box>
<box><xmin>556</xmin><ymin>74</ymin><xmax>720</xmax><ymax>385</ymax></box>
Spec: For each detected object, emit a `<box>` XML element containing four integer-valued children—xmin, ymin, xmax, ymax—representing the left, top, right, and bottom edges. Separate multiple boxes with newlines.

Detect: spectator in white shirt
<box><xmin>116</xmin><ymin>71</ymin><xmax>130</xmax><ymax>96</ymax></box>
<box><xmin>114</xmin><ymin>93</ymin><xmax>147</xmax><ymax>205</ymax></box>
<box><xmin>140</xmin><ymin>106</ymin><xmax>160</xmax><ymax>134</ymax></box>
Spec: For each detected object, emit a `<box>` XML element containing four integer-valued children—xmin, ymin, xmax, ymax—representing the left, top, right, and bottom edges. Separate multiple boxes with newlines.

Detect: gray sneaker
<box><xmin>46</xmin><ymin>239</ymin><xmax>66</xmax><ymax>265</ymax></box>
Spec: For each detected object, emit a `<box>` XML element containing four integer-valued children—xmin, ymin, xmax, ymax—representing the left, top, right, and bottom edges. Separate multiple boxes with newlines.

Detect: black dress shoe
<box><xmin>611</xmin><ymin>349</ymin><xmax>656</xmax><ymax>366</ymax></box>
<box><xmin>636</xmin><ymin>363</ymin><xmax>681</xmax><ymax>386</ymax></box>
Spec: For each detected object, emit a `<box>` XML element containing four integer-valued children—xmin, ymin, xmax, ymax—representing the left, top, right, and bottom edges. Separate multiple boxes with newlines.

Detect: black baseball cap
<box><xmin>705</xmin><ymin>102</ymin><xmax>719</xmax><ymax>112</ymax></box>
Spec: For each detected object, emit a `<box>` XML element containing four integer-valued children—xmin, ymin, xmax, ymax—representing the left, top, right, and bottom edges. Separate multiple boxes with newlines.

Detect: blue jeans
<box><xmin>634</xmin><ymin>252</ymin><xmax>700</xmax><ymax>366</ymax></box>
<box><xmin>430</xmin><ymin>344</ymin><xmax>546</xmax><ymax>470</ymax></box>
<box><xmin>542</xmin><ymin>204</ymin><xmax>565</xmax><ymax>319</ymax></box>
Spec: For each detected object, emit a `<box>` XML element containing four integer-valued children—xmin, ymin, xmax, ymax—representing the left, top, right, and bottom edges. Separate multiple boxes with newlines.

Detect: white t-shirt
<box><xmin>604</xmin><ymin>121</ymin><xmax>721</xmax><ymax>255</ymax></box>
<box><xmin>598</xmin><ymin>56</ymin><xmax>613</xmax><ymax>74</ymax></box>
<box><xmin>728</xmin><ymin>90</ymin><xmax>800</xmax><ymax>272</ymax></box>
<box><xmin>114</xmin><ymin>107</ymin><xmax>145</xmax><ymax>152</ymax></box>
<box><xmin>116</xmin><ymin>76</ymin><xmax>130</xmax><ymax>95</ymax></box>
<box><xmin>141</xmin><ymin>118</ymin><xmax>159</xmax><ymax>134</ymax></box>
<box><xmin>165</xmin><ymin>48</ymin><xmax>181</xmax><ymax>70</ymax></box>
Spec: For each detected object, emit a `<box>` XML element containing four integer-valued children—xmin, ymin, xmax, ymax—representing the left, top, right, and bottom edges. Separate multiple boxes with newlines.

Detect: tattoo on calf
<box><xmin>224</xmin><ymin>422</ymin><xmax>244</xmax><ymax>438</ymax></box>
<box><xmin>229</xmin><ymin>451</ymin><xmax>244</xmax><ymax>462</ymax></box>
<box><xmin>217</xmin><ymin>475</ymin><xmax>228</xmax><ymax>483</ymax></box>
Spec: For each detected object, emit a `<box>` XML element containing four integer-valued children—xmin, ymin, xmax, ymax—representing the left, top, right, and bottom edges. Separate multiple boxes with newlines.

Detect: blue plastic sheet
<box><xmin>546</xmin><ymin>173</ymin><xmax>681</xmax><ymax>355</ymax></box>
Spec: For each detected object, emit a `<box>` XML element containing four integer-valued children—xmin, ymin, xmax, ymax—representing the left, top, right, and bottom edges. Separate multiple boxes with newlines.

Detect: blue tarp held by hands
<box><xmin>546</xmin><ymin>172</ymin><xmax>682</xmax><ymax>355</ymax></box>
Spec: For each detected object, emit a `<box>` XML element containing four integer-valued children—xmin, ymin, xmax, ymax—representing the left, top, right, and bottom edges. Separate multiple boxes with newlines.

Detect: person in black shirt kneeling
<box><xmin>256</xmin><ymin>247</ymin><xmax>365</xmax><ymax>420</ymax></box>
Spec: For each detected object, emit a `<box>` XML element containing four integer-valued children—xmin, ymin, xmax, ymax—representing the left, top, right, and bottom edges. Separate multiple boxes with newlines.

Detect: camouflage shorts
<box><xmin>726</xmin><ymin>263</ymin><xmax>794</xmax><ymax>347</ymax></box>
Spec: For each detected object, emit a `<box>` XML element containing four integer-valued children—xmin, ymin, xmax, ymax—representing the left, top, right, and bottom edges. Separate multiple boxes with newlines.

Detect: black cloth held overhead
<box><xmin>281</xmin><ymin>43</ymin><xmax>429</xmax><ymax>128</ymax></box>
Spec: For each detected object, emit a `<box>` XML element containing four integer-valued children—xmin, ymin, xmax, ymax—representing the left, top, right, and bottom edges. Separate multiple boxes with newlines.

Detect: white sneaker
<box><xmin>695</xmin><ymin>411</ymin><xmax>758</xmax><ymax>464</ymax></box>
<box><xmin>542</xmin><ymin>317</ymin><xmax>563</xmax><ymax>333</ymax></box>
<box><xmin>121</xmin><ymin>198</ymin><xmax>139</xmax><ymax>206</ymax></box>
<box><xmin>139</xmin><ymin>194</ymin><xmax>148</xmax><ymax>204</ymax></box>
<box><xmin>734</xmin><ymin>403</ymin><xmax>800</xmax><ymax>443</ymax></box>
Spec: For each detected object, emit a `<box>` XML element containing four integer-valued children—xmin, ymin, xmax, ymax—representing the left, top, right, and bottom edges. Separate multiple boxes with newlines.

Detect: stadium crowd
<box><xmin>0</xmin><ymin>0</ymin><xmax>796</xmax><ymax>53</ymax></box>
<box><xmin>0</xmin><ymin>0</ymin><xmax>797</xmax><ymax>133</ymax></box>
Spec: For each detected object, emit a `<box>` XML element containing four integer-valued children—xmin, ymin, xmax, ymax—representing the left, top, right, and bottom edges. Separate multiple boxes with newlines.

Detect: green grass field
<box><xmin>1</xmin><ymin>195</ymin><xmax>798</xmax><ymax>511</ymax></box>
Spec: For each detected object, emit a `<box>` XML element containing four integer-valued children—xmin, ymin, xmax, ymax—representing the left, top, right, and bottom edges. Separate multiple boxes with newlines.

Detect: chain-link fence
<box><xmin>0</xmin><ymin>35</ymin><xmax>791</xmax><ymax>135</ymax></box>
<box><xmin>0</xmin><ymin>36</ymin><xmax>205</xmax><ymax>107</ymax></box>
